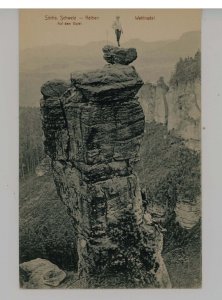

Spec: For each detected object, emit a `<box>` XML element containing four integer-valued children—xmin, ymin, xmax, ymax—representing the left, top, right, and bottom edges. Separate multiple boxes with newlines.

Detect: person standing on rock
<box><xmin>112</xmin><ymin>16</ymin><xmax>123</xmax><ymax>47</ymax></box>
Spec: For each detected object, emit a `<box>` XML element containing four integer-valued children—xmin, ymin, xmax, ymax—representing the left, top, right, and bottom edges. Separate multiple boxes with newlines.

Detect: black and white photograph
<box><xmin>19</xmin><ymin>9</ymin><xmax>201</xmax><ymax>289</ymax></box>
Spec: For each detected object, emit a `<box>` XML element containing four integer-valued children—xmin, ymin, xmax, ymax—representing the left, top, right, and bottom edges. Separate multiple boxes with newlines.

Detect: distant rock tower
<box><xmin>40</xmin><ymin>45</ymin><xmax>171</xmax><ymax>288</ymax></box>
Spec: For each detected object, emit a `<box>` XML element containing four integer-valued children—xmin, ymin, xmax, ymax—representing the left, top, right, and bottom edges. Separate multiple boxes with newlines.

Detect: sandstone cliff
<box><xmin>138</xmin><ymin>79</ymin><xmax>200</xmax><ymax>152</ymax></box>
<box><xmin>138</xmin><ymin>52</ymin><xmax>201</xmax><ymax>231</ymax></box>
<box><xmin>39</xmin><ymin>46</ymin><xmax>171</xmax><ymax>288</ymax></box>
<box><xmin>167</xmin><ymin>79</ymin><xmax>201</xmax><ymax>152</ymax></box>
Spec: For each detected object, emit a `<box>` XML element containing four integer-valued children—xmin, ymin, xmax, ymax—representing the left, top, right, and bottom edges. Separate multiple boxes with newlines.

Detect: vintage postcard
<box><xmin>19</xmin><ymin>9</ymin><xmax>201</xmax><ymax>288</ymax></box>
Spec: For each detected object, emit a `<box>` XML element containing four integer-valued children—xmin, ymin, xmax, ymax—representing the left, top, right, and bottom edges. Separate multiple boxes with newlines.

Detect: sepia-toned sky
<box><xmin>20</xmin><ymin>9</ymin><xmax>201</xmax><ymax>49</ymax></box>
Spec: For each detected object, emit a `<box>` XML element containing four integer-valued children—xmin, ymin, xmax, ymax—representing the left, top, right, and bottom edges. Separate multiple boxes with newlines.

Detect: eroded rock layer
<box><xmin>40</xmin><ymin>47</ymin><xmax>171</xmax><ymax>288</ymax></box>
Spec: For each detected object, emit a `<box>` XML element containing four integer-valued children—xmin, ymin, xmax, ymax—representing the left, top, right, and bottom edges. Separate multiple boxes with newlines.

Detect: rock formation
<box><xmin>138</xmin><ymin>76</ymin><xmax>201</xmax><ymax>230</ymax></box>
<box><xmin>40</xmin><ymin>45</ymin><xmax>171</xmax><ymax>288</ymax></box>
<box><xmin>103</xmin><ymin>45</ymin><xmax>137</xmax><ymax>65</ymax></box>
<box><xmin>167</xmin><ymin>79</ymin><xmax>201</xmax><ymax>152</ymax></box>
<box><xmin>174</xmin><ymin>196</ymin><xmax>201</xmax><ymax>230</ymax></box>
<box><xmin>20</xmin><ymin>258</ymin><xmax>66</xmax><ymax>288</ymax></box>
<box><xmin>138</xmin><ymin>77</ymin><xmax>169</xmax><ymax>125</ymax></box>
<box><xmin>138</xmin><ymin>78</ymin><xmax>201</xmax><ymax>152</ymax></box>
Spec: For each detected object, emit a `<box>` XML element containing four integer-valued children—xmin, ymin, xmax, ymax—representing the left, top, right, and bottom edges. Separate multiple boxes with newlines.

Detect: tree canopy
<box><xmin>169</xmin><ymin>50</ymin><xmax>201</xmax><ymax>86</ymax></box>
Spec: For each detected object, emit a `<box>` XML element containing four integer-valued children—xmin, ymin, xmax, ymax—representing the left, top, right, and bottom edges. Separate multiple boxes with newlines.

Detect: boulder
<box><xmin>103</xmin><ymin>45</ymin><xmax>137</xmax><ymax>65</ymax></box>
<box><xmin>20</xmin><ymin>258</ymin><xmax>66</xmax><ymax>288</ymax></box>
<box><xmin>41</xmin><ymin>79</ymin><xmax>70</xmax><ymax>99</ymax></box>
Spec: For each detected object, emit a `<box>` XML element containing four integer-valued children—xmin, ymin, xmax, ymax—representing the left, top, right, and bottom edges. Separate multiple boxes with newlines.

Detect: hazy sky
<box><xmin>20</xmin><ymin>9</ymin><xmax>201</xmax><ymax>49</ymax></box>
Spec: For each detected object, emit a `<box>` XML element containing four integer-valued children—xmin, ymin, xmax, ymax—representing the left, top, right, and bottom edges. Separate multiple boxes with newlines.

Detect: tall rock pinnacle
<box><xmin>40</xmin><ymin>45</ymin><xmax>171</xmax><ymax>288</ymax></box>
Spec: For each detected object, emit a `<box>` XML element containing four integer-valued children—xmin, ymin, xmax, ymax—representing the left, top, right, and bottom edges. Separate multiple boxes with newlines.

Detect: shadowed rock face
<box><xmin>40</xmin><ymin>46</ymin><xmax>171</xmax><ymax>288</ymax></box>
<box><xmin>103</xmin><ymin>45</ymin><xmax>137</xmax><ymax>65</ymax></box>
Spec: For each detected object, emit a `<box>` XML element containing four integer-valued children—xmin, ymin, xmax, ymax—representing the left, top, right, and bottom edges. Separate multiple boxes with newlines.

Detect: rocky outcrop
<box><xmin>138</xmin><ymin>78</ymin><xmax>200</xmax><ymax>152</ymax></box>
<box><xmin>167</xmin><ymin>79</ymin><xmax>201</xmax><ymax>152</ymax></box>
<box><xmin>146</xmin><ymin>196</ymin><xmax>201</xmax><ymax>231</ymax></box>
<box><xmin>147</xmin><ymin>82</ymin><xmax>201</xmax><ymax>228</ymax></box>
<box><xmin>138</xmin><ymin>83</ymin><xmax>156</xmax><ymax>123</ymax></box>
<box><xmin>138</xmin><ymin>77</ymin><xmax>169</xmax><ymax>125</ymax></box>
<box><xmin>103</xmin><ymin>45</ymin><xmax>137</xmax><ymax>65</ymax></box>
<box><xmin>138</xmin><ymin>76</ymin><xmax>201</xmax><ymax>230</ymax></box>
<box><xmin>40</xmin><ymin>46</ymin><xmax>171</xmax><ymax>288</ymax></box>
<box><xmin>20</xmin><ymin>258</ymin><xmax>66</xmax><ymax>288</ymax></box>
<box><xmin>41</xmin><ymin>79</ymin><xmax>70</xmax><ymax>99</ymax></box>
<box><xmin>70</xmin><ymin>64</ymin><xmax>143</xmax><ymax>102</ymax></box>
<box><xmin>174</xmin><ymin>196</ymin><xmax>201</xmax><ymax>230</ymax></box>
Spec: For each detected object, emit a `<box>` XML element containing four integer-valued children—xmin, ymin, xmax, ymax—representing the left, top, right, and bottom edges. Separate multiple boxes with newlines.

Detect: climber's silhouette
<box><xmin>112</xmin><ymin>16</ymin><xmax>123</xmax><ymax>47</ymax></box>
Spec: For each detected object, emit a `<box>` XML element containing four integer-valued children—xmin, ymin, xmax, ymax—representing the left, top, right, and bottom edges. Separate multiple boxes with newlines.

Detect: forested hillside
<box><xmin>19</xmin><ymin>107</ymin><xmax>44</xmax><ymax>178</ymax></box>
